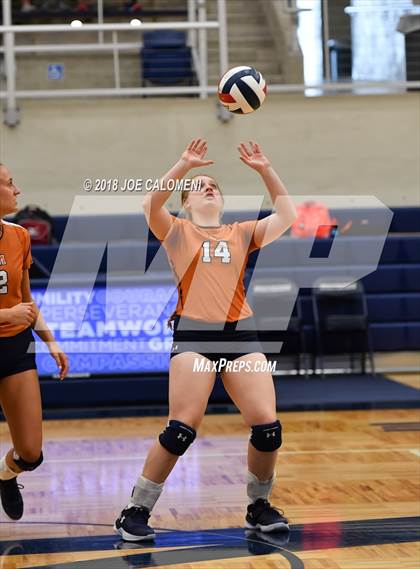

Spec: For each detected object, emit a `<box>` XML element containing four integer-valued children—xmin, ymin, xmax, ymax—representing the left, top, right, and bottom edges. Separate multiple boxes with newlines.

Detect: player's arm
<box><xmin>238</xmin><ymin>141</ymin><xmax>297</xmax><ymax>247</ymax></box>
<box><xmin>0</xmin><ymin>308</ymin><xmax>11</xmax><ymax>324</ymax></box>
<box><xmin>21</xmin><ymin>270</ymin><xmax>69</xmax><ymax>380</ymax></box>
<box><xmin>143</xmin><ymin>138</ymin><xmax>214</xmax><ymax>240</ymax></box>
<box><xmin>0</xmin><ymin>304</ymin><xmax>35</xmax><ymax>326</ymax></box>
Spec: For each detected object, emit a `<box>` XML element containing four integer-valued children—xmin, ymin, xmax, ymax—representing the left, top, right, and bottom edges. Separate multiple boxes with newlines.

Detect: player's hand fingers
<box><xmin>188</xmin><ymin>138</ymin><xmax>200</xmax><ymax>152</ymax></box>
<box><xmin>249</xmin><ymin>141</ymin><xmax>260</xmax><ymax>155</ymax></box>
<box><xmin>198</xmin><ymin>144</ymin><xmax>208</xmax><ymax>157</ymax></box>
<box><xmin>239</xmin><ymin>156</ymin><xmax>252</xmax><ymax>166</ymax></box>
<box><xmin>196</xmin><ymin>139</ymin><xmax>207</xmax><ymax>153</ymax></box>
<box><xmin>25</xmin><ymin>306</ymin><xmax>36</xmax><ymax>322</ymax></box>
<box><xmin>52</xmin><ymin>352</ymin><xmax>65</xmax><ymax>380</ymax></box>
<box><xmin>201</xmin><ymin>160</ymin><xmax>215</xmax><ymax>166</ymax></box>
<box><xmin>192</xmin><ymin>138</ymin><xmax>203</xmax><ymax>152</ymax></box>
<box><xmin>239</xmin><ymin>143</ymin><xmax>252</xmax><ymax>157</ymax></box>
<box><xmin>237</xmin><ymin>145</ymin><xmax>250</xmax><ymax>159</ymax></box>
<box><xmin>51</xmin><ymin>352</ymin><xmax>60</xmax><ymax>371</ymax></box>
<box><xmin>20</xmin><ymin>303</ymin><xmax>36</xmax><ymax>318</ymax></box>
<box><xmin>187</xmin><ymin>139</ymin><xmax>197</xmax><ymax>151</ymax></box>
<box><xmin>59</xmin><ymin>354</ymin><xmax>69</xmax><ymax>380</ymax></box>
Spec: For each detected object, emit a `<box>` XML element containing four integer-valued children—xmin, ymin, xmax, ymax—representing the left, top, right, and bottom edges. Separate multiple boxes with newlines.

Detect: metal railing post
<box><xmin>197</xmin><ymin>0</ymin><xmax>208</xmax><ymax>99</ymax></box>
<box><xmin>112</xmin><ymin>31</ymin><xmax>121</xmax><ymax>89</ymax></box>
<box><xmin>217</xmin><ymin>0</ymin><xmax>228</xmax><ymax>75</ymax></box>
<box><xmin>98</xmin><ymin>0</ymin><xmax>104</xmax><ymax>44</ymax></box>
<box><xmin>216</xmin><ymin>0</ymin><xmax>231</xmax><ymax>122</ymax></box>
<box><xmin>189</xmin><ymin>0</ymin><xmax>201</xmax><ymax>86</ymax></box>
<box><xmin>322</xmin><ymin>0</ymin><xmax>331</xmax><ymax>81</ymax></box>
<box><xmin>2</xmin><ymin>0</ymin><xmax>19</xmax><ymax>126</ymax></box>
<box><xmin>187</xmin><ymin>0</ymin><xmax>197</xmax><ymax>49</ymax></box>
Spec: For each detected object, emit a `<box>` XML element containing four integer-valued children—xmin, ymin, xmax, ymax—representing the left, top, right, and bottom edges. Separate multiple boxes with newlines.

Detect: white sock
<box><xmin>129</xmin><ymin>475</ymin><xmax>164</xmax><ymax>512</ymax></box>
<box><xmin>247</xmin><ymin>471</ymin><xmax>275</xmax><ymax>504</ymax></box>
<box><xmin>0</xmin><ymin>455</ymin><xmax>17</xmax><ymax>481</ymax></box>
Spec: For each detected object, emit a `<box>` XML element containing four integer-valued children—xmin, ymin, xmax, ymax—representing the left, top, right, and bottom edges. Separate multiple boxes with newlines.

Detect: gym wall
<box><xmin>1</xmin><ymin>92</ymin><xmax>419</xmax><ymax>214</ymax></box>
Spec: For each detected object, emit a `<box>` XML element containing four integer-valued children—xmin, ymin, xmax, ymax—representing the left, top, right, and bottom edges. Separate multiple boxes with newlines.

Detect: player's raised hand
<box><xmin>181</xmin><ymin>139</ymin><xmax>215</xmax><ymax>169</ymax></box>
<box><xmin>238</xmin><ymin>141</ymin><xmax>271</xmax><ymax>174</ymax></box>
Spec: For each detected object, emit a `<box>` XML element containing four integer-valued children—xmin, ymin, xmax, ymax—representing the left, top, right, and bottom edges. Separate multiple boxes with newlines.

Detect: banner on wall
<box><xmin>32</xmin><ymin>284</ymin><xmax>176</xmax><ymax>376</ymax></box>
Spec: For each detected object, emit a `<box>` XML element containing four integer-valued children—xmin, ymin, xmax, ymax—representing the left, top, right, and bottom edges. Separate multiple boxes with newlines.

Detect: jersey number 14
<box><xmin>202</xmin><ymin>240</ymin><xmax>231</xmax><ymax>264</ymax></box>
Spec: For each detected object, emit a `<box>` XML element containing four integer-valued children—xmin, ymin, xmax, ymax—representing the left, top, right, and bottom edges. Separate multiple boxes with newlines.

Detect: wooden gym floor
<box><xmin>0</xmin><ymin>378</ymin><xmax>419</xmax><ymax>568</ymax></box>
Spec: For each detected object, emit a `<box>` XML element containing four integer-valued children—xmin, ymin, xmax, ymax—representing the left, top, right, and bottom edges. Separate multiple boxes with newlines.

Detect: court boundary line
<box><xmin>16</xmin><ymin>447</ymin><xmax>419</xmax><ymax>463</ymax></box>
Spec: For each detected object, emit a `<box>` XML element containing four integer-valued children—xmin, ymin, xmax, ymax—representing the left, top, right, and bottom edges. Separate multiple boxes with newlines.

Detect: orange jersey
<box><xmin>0</xmin><ymin>221</ymin><xmax>32</xmax><ymax>337</ymax></box>
<box><xmin>162</xmin><ymin>216</ymin><xmax>258</xmax><ymax>323</ymax></box>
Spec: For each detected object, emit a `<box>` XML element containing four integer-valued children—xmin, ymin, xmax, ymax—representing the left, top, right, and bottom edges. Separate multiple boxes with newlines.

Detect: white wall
<box><xmin>1</xmin><ymin>92</ymin><xmax>419</xmax><ymax>215</ymax></box>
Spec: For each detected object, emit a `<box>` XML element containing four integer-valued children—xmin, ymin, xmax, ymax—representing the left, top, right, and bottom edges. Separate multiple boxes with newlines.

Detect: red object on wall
<box><xmin>291</xmin><ymin>201</ymin><xmax>338</xmax><ymax>239</ymax></box>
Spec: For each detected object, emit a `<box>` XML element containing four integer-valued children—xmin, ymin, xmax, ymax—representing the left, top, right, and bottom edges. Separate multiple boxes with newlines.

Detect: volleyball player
<box><xmin>115</xmin><ymin>139</ymin><xmax>297</xmax><ymax>540</ymax></box>
<box><xmin>0</xmin><ymin>163</ymin><xmax>69</xmax><ymax>520</ymax></box>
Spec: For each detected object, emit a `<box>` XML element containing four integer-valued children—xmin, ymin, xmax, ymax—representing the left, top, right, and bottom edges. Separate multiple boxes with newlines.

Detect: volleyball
<box><xmin>218</xmin><ymin>66</ymin><xmax>267</xmax><ymax>115</ymax></box>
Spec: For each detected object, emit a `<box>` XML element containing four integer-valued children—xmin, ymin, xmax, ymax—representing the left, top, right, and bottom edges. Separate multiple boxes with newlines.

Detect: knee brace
<box><xmin>12</xmin><ymin>450</ymin><xmax>44</xmax><ymax>471</ymax></box>
<box><xmin>159</xmin><ymin>420</ymin><xmax>196</xmax><ymax>456</ymax></box>
<box><xmin>250</xmin><ymin>421</ymin><xmax>282</xmax><ymax>452</ymax></box>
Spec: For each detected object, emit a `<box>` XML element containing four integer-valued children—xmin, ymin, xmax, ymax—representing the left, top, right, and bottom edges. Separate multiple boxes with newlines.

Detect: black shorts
<box><xmin>170</xmin><ymin>316</ymin><xmax>263</xmax><ymax>364</ymax></box>
<box><xmin>0</xmin><ymin>327</ymin><xmax>37</xmax><ymax>380</ymax></box>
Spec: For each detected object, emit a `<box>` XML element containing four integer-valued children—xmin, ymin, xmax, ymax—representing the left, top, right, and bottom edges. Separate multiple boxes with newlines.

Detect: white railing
<box><xmin>1</xmin><ymin>0</ymin><xmax>420</xmax><ymax>127</ymax></box>
<box><xmin>0</xmin><ymin>0</ymin><xmax>230</xmax><ymax>126</ymax></box>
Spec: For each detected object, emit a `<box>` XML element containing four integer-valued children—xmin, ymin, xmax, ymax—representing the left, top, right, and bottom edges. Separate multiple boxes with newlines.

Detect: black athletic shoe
<box><xmin>114</xmin><ymin>505</ymin><xmax>155</xmax><ymax>542</ymax></box>
<box><xmin>245</xmin><ymin>499</ymin><xmax>289</xmax><ymax>533</ymax></box>
<box><xmin>0</xmin><ymin>478</ymin><xmax>24</xmax><ymax>520</ymax></box>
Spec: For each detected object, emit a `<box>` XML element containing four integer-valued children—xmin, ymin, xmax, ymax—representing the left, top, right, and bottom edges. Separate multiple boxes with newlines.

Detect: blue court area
<box><xmin>1</xmin><ymin>516</ymin><xmax>418</xmax><ymax>568</ymax></box>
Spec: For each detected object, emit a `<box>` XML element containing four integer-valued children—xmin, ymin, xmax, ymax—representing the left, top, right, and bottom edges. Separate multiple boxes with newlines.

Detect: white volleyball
<box><xmin>218</xmin><ymin>66</ymin><xmax>267</xmax><ymax>115</ymax></box>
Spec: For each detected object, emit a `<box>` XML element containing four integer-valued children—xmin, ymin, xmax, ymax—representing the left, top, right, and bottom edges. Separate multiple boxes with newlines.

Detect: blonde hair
<box><xmin>167</xmin><ymin>175</ymin><xmax>224</xmax><ymax>330</ymax></box>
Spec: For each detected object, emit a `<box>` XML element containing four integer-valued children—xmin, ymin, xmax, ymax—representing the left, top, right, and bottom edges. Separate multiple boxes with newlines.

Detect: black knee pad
<box><xmin>250</xmin><ymin>421</ymin><xmax>282</xmax><ymax>452</ymax></box>
<box><xmin>12</xmin><ymin>450</ymin><xmax>44</xmax><ymax>471</ymax></box>
<box><xmin>159</xmin><ymin>420</ymin><xmax>196</xmax><ymax>456</ymax></box>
